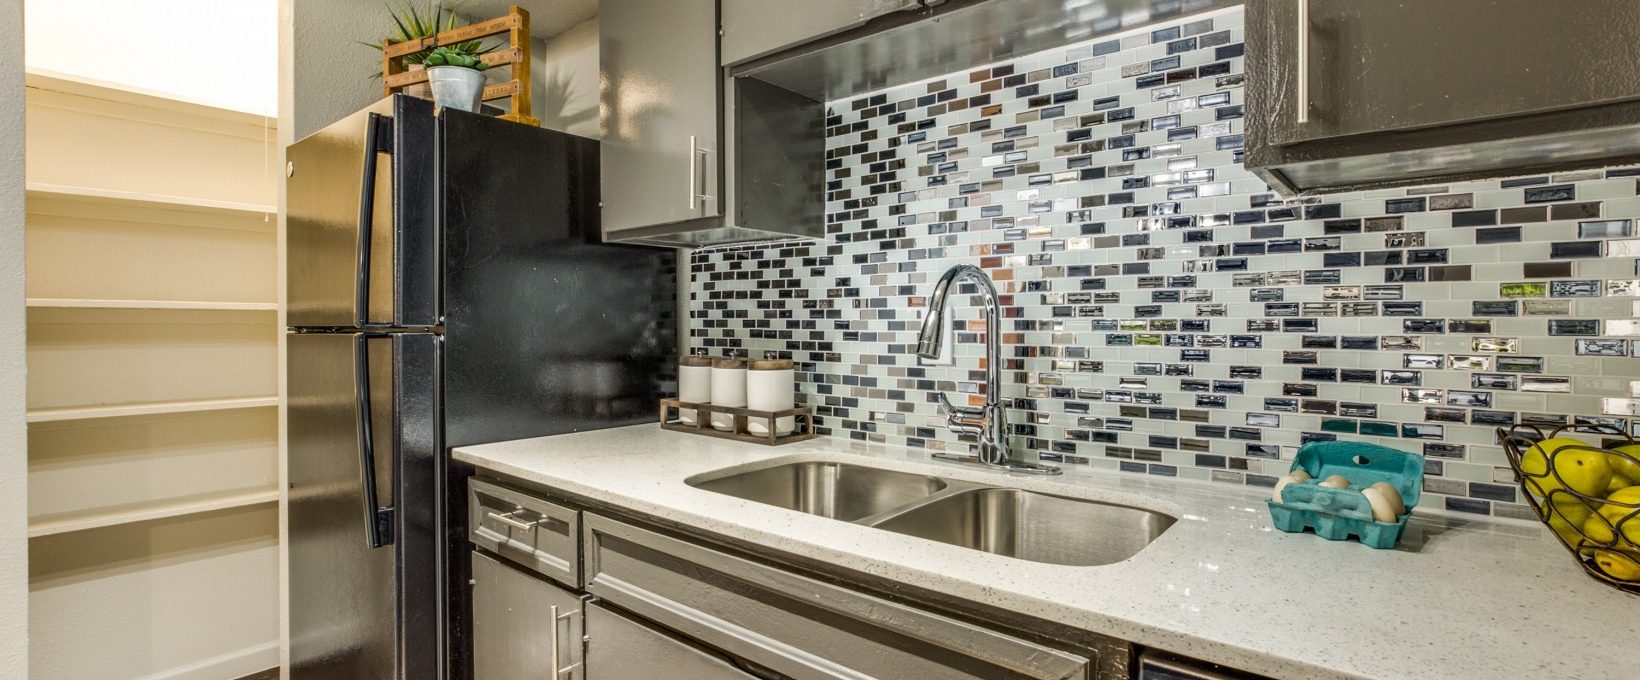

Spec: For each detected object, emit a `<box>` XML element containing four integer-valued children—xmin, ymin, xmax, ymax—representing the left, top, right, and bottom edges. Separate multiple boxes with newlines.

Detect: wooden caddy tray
<box><xmin>658</xmin><ymin>398</ymin><xmax>814</xmax><ymax>446</ymax></box>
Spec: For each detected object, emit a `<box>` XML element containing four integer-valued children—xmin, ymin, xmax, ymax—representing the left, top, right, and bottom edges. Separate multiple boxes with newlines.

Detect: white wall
<box><xmin>0</xmin><ymin>0</ymin><xmax>25</xmax><ymax>675</ymax></box>
<box><xmin>533</xmin><ymin>17</ymin><xmax>600</xmax><ymax>139</ymax></box>
<box><xmin>25</xmin><ymin>0</ymin><xmax>277</xmax><ymax>117</ymax></box>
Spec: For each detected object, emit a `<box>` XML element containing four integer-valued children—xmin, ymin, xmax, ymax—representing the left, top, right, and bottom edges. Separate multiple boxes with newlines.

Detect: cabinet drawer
<box><xmin>582</xmin><ymin>513</ymin><xmax>1090</xmax><ymax>680</ymax></box>
<box><xmin>469</xmin><ymin>478</ymin><xmax>580</xmax><ymax>587</ymax></box>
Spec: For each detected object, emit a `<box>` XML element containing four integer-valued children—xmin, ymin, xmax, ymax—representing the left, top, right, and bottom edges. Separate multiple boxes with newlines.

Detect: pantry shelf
<box><xmin>25</xmin><ymin>396</ymin><xmax>280</xmax><ymax>423</ymax></box>
<box><xmin>27</xmin><ymin>488</ymin><xmax>280</xmax><ymax>538</ymax></box>
<box><xmin>26</xmin><ymin>298</ymin><xmax>278</xmax><ymax>311</ymax></box>
<box><xmin>25</xmin><ymin>182</ymin><xmax>277</xmax><ymax>217</ymax></box>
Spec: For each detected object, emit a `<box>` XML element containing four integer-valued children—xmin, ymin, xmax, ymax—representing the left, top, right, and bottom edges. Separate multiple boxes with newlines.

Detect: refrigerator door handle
<box><xmin>356</xmin><ymin>112</ymin><xmax>395</xmax><ymax>328</ymax></box>
<box><xmin>355</xmin><ymin>333</ymin><xmax>395</xmax><ymax>548</ymax></box>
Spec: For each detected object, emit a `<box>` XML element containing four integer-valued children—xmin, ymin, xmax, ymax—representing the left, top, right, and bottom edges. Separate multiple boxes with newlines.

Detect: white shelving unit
<box><xmin>24</xmin><ymin>72</ymin><xmax>282</xmax><ymax>680</ymax></box>
<box><xmin>27</xmin><ymin>489</ymin><xmax>281</xmax><ymax>538</ymax></box>
<box><xmin>26</xmin><ymin>182</ymin><xmax>277</xmax><ymax>219</ymax></box>
<box><xmin>27</xmin><ymin>298</ymin><xmax>280</xmax><ymax>311</ymax></box>
<box><xmin>26</xmin><ymin>396</ymin><xmax>280</xmax><ymax>423</ymax></box>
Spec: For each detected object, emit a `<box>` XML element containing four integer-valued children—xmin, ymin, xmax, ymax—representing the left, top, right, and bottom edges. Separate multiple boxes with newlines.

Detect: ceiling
<box><xmin>450</xmin><ymin>0</ymin><xmax>598</xmax><ymax>38</ymax></box>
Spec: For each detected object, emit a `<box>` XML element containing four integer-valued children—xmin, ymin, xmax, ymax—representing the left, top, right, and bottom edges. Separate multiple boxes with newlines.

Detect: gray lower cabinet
<box><xmin>584</xmin><ymin>603</ymin><xmax>758</xmax><ymax>680</ymax></box>
<box><xmin>468</xmin><ymin>476</ymin><xmax>1104</xmax><ymax>679</ymax></box>
<box><xmin>582</xmin><ymin>513</ymin><xmax>1091</xmax><ymax>679</ymax></box>
<box><xmin>471</xmin><ymin>551</ymin><xmax>585</xmax><ymax>680</ymax></box>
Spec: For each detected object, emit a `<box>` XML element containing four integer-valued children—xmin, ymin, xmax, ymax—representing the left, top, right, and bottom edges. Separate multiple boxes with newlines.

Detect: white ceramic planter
<box><xmin>426</xmin><ymin>66</ymin><xmax>485</xmax><ymax>113</ymax></box>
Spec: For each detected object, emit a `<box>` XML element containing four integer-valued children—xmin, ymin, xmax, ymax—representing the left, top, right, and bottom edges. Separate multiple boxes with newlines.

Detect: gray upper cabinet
<box><xmin>720</xmin><ymin>0</ymin><xmax>924</xmax><ymax>66</ymax></box>
<box><xmin>599</xmin><ymin>0</ymin><xmax>722</xmax><ymax>240</ymax></box>
<box><xmin>1246</xmin><ymin>0</ymin><xmax>1640</xmax><ymax>196</ymax></box>
<box><xmin>600</xmin><ymin>0</ymin><xmax>827</xmax><ymax>247</ymax></box>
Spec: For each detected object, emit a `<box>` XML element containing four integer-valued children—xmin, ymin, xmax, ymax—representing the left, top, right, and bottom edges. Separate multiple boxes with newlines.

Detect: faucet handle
<box><xmin>935</xmin><ymin>392</ymin><xmax>985</xmax><ymax>418</ymax></box>
<box><xmin>935</xmin><ymin>393</ymin><xmax>987</xmax><ymax>437</ymax></box>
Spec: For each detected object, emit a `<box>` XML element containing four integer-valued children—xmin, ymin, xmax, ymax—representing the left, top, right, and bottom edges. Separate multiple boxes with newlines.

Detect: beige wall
<box><xmin>283</xmin><ymin>0</ymin><xmax>396</xmax><ymax>142</ymax></box>
<box><xmin>281</xmin><ymin>1</ymin><xmax>602</xmax><ymax>144</ymax></box>
<box><xmin>533</xmin><ymin>17</ymin><xmax>600</xmax><ymax>139</ymax></box>
<box><xmin>0</xmin><ymin>0</ymin><xmax>26</xmax><ymax>676</ymax></box>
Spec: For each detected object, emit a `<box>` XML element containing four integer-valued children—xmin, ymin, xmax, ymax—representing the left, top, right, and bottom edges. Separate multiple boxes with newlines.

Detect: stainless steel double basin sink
<box><xmin>688</xmin><ymin>461</ymin><xmax>1175</xmax><ymax>566</ymax></box>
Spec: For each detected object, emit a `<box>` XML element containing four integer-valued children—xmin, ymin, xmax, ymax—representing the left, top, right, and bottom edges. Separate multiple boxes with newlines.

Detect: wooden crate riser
<box><xmin>383</xmin><ymin>48</ymin><xmax>525</xmax><ymax>89</ymax></box>
<box><xmin>382</xmin><ymin>5</ymin><xmax>537</xmax><ymax>126</ymax></box>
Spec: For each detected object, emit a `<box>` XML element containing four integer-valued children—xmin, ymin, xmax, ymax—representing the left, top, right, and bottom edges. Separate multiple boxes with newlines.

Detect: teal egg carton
<box><xmin>1266</xmin><ymin>441</ymin><xmax>1426</xmax><ymax>549</ymax></box>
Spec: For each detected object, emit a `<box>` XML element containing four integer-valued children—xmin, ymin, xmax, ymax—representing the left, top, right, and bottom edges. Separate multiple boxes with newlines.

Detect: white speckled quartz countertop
<box><xmin>454</xmin><ymin>425</ymin><xmax>1640</xmax><ymax>680</ymax></box>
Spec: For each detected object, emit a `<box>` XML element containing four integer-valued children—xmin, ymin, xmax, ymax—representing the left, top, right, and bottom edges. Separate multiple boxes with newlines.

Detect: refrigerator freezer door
<box><xmin>436</xmin><ymin>107</ymin><xmax>676</xmax><ymax>680</ymax></box>
<box><xmin>287</xmin><ymin>96</ymin><xmax>437</xmax><ymax>329</ymax></box>
<box><xmin>289</xmin><ymin>331</ymin><xmax>442</xmax><ymax>679</ymax></box>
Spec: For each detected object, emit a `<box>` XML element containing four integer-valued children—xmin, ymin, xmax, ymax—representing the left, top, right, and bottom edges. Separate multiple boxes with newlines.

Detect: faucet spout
<box><xmin>916</xmin><ymin>265</ymin><xmax>1019</xmax><ymax>468</ymax></box>
<box><xmin>915</xmin><ymin>266</ymin><xmax>1060</xmax><ymax>475</ymax></box>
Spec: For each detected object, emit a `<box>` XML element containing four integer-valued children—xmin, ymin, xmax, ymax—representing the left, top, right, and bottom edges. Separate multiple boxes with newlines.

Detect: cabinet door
<box><xmin>471</xmin><ymin>552</ymin><xmax>585</xmax><ymax>680</ymax></box>
<box><xmin>720</xmin><ymin>0</ymin><xmax>922</xmax><ymax>65</ymax></box>
<box><xmin>584</xmin><ymin>604</ymin><xmax>757</xmax><ymax>680</ymax></box>
<box><xmin>1256</xmin><ymin>0</ymin><xmax>1640</xmax><ymax>145</ymax></box>
<box><xmin>600</xmin><ymin>0</ymin><xmax>721</xmax><ymax>237</ymax></box>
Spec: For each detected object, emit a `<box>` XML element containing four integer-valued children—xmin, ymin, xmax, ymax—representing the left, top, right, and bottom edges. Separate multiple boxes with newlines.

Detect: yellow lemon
<box><xmin>1547</xmin><ymin>500</ymin><xmax>1594</xmax><ymax>545</ymax></box>
<box><xmin>1609</xmin><ymin>445</ymin><xmax>1640</xmax><ymax>487</ymax></box>
<box><xmin>1588</xmin><ymin>486</ymin><xmax>1640</xmax><ymax>548</ymax></box>
<box><xmin>1588</xmin><ymin>548</ymin><xmax>1640</xmax><ymax>581</ymax></box>
<box><xmin>1520</xmin><ymin>438</ymin><xmax>1612</xmax><ymax>500</ymax></box>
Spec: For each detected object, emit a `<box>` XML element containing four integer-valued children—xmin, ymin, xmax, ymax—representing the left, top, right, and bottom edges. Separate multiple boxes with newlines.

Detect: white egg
<box><xmin>1361</xmin><ymin>486</ymin><xmax>1400</xmax><ymax>523</ymax></box>
<box><xmin>1369</xmin><ymin>481</ymin><xmax>1407</xmax><ymax>516</ymax></box>
<box><xmin>1288</xmin><ymin>469</ymin><xmax>1312</xmax><ymax>482</ymax></box>
<box><xmin>1271</xmin><ymin>474</ymin><xmax>1305</xmax><ymax>503</ymax></box>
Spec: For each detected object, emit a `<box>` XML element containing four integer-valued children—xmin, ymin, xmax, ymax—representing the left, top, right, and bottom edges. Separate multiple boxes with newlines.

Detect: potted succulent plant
<box><xmin>363</xmin><ymin>1</ymin><xmax>449</xmax><ymax>98</ymax></box>
<box><xmin>364</xmin><ymin>1</ymin><xmax>496</xmax><ymax>106</ymax></box>
<box><xmin>423</xmin><ymin>45</ymin><xmax>492</xmax><ymax>112</ymax></box>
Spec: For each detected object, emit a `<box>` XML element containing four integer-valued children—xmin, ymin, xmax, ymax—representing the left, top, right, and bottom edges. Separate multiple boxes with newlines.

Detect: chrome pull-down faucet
<box><xmin>916</xmin><ymin>265</ymin><xmax>1061</xmax><ymax>475</ymax></box>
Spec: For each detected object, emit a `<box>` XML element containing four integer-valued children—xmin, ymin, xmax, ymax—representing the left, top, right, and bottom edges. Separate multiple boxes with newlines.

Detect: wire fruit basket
<box><xmin>1498</xmin><ymin>423</ymin><xmax>1640</xmax><ymax>594</ymax></box>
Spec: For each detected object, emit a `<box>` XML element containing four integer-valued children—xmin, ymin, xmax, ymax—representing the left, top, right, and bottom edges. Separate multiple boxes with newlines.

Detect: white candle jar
<box><xmin>676</xmin><ymin>355</ymin><xmax>713</xmax><ymax>425</ymax></box>
<box><xmin>709</xmin><ymin>357</ymin><xmax>747</xmax><ymax>432</ymax></box>
<box><xmin>746</xmin><ymin>358</ymin><xmax>795</xmax><ymax>436</ymax></box>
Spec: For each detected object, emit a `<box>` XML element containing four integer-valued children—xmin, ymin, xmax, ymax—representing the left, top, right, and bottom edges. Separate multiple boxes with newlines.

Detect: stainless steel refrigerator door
<box><xmin>288</xmin><ymin>331</ymin><xmax>442</xmax><ymax>680</ymax></box>
<box><xmin>287</xmin><ymin>96</ymin><xmax>438</xmax><ymax>329</ymax></box>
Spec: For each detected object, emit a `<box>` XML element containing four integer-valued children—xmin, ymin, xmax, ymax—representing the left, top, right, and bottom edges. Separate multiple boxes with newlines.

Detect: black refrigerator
<box><xmin>285</xmin><ymin>95</ymin><xmax>674</xmax><ymax>680</ymax></box>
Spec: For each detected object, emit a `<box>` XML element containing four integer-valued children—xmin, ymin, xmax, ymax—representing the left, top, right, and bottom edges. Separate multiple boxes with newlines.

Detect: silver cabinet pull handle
<box><xmin>695</xmin><ymin>143</ymin><xmax>713</xmax><ymax>206</ymax></box>
<box><xmin>485</xmin><ymin>509</ymin><xmax>539</xmax><ymax>531</ymax></box>
<box><xmin>549</xmin><ymin>605</ymin><xmax>583</xmax><ymax>679</ymax></box>
<box><xmin>548</xmin><ymin>604</ymin><xmax>560</xmax><ymax>677</ymax></box>
<box><xmin>688</xmin><ymin>135</ymin><xmax>714</xmax><ymax>210</ymax></box>
<box><xmin>1296</xmin><ymin>0</ymin><xmax>1310</xmax><ymax>124</ymax></box>
<box><xmin>687</xmin><ymin>135</ymin><xmax>697</xmax><ymax>209</ymax></box>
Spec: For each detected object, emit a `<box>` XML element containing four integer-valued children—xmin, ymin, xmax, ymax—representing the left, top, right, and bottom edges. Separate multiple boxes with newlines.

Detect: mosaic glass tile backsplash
<box><xmin>686</xmin><ymin>6</ymin><xmax>1640</xmax><ymax>521</ymax></box>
